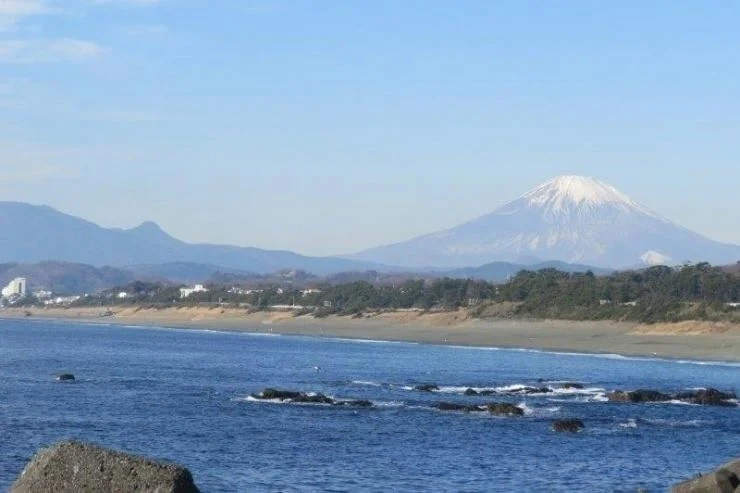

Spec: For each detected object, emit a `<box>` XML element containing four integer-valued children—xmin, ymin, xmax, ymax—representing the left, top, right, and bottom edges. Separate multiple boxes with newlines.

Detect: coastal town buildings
<box><xmin>180</xmin><ymin>284</ymin><xmax>208</xmax><ymax>298</ymax></box>
<box><xmin>1</xmin><ymin>277</ymin><xmax>27</xmax><ymax>299</ymax></box>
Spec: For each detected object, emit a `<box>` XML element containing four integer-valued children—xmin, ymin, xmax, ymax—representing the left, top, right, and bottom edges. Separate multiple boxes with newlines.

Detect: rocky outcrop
<box><xmin>674</xmin><ymin>389</ymin><xmax>737</xmax><ymax>407</ymax></box>
<box><xmin>434</xmin><ymin>402</ymin><xmax>482</xmax><ymax>413</ymax></box>
<box><xmin>552</xmin><ymin>419</ymin><xmax>585</xmax><ymax>433</ymax></box>
<box><xmin>485</xmin><ymin>403</ymin><xmax>525</xmax><ymax>416</ymax></box>
<box><xmin>434</xmin><ymin>402</ymin><xmax>524</xmax><ymax>416</ymax></box>
<box><xmin>672</xmin><ymin>458</ymin><xmax>740</xmax><ymax>493</ymax></box>
<box><xmin>608</xmin><ymin>389</ymin><xmax>671</xmax><ymax>403</ymax></box>
<box><xmin>560</xmin><ymin>383</ymin><xmax>584</xmax><ymax>390</ymax></box>
<box><xmin>414</xmin><ymin>384</ymin><xmax>439</xmax><ymax>392</ymax></box>
<box><xmin>10</xmin><ymin>440</ymin><xmax>200</xmax><ymax>493</ymax></box>
<box><xmin>251</xmin><ymin>389</ymin><xmax>374</xmax><ymax>408</ymax></box>
<box><xmin>608</xmin><ymin>388</ymin><xmax>737</xmax><ymax>407</ymax></box>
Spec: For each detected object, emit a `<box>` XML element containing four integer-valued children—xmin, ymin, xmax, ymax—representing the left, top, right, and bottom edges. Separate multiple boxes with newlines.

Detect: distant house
<box><xmin>117</xmin><ymin>292</ymin><xmax>129</xmax><ymax>299</ymax></box>
<box><xmin>33</xmin><ymin>290</ymin><xmax>52</xmax><ymax>300</ymax></box>
<box><xmin>180</xmin><ymin>284</ymin><xmax>208</xmax><ymax>298</ymax></box>
<box><xmin>301</xmin><ymin>288</ymin><xmax>322</xmax><ymax>297</ymax></box>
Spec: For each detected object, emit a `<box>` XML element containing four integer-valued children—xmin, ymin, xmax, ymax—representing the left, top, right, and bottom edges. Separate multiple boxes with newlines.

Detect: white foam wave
<box><xmin>619</xmin><ymin>418</ymin><xmax>638</xmax><ymax>429</ymax></box>
<box><xmin>350</xmin><ymin>380</ymin><xmax>381</xmax><ymax>387</ymax></box>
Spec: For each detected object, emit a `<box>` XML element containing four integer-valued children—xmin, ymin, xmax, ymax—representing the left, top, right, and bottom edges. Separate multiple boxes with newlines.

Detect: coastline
<box><xmin>2</xmin><ymin>306</ymin><xmax>740</xmax><ymax>363</ymax></box>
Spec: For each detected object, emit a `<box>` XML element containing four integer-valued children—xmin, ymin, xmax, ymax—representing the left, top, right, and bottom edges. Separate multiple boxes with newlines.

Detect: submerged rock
<box><xmin>414</xmin><ymin>384</ymin><xmax>439</xmax><ymax>392</ymax></box>
<box><xmin>434</xmin><ymin>402</ymin><xmax>482</xmax><ymax>413</ymax></box>
<box><xmin>607</xmin><ymin>389</ymin><xmax>671</xmax><ymax>403</ymax></box>
<box><xmin>336</xmin><ymin>399</ymin><xmax>374</xmax><ymax>408</ymax></box>
<box><xmin>672</xmin><ymin>458</ymin><xmax>740</xmax><ymax>493</ymax></box>
<box><xmin>433</xmin><ymin>401</ymin><xmax>524</xmax><ymax>416</ymax></box>
<box><xmin>608</xmin><ymin>388</ymin><xmax>737</xmax><ymax>407</ymax></box>
<box><xmin>674</xmin><ymin>388</ymin><xmax>737</xmax><ymax>407</ymax></box>
<box><xmin>560</xmin><ymin>383</ymin><xmax>584</xmax><ymax>390</ymax></box>
<box><xmin>251</xmin><ymin>389</ymin><xmax>372</xmax><ymax>408</ymax></box>
<box><xmin>485</xmin><ymin>403</ymin><xmax>524</xmax><ymax>416</ymax></box>
<box><xmin>55</xmin><ymin>374</ymin><xmax>75</xmax><ymax>382</ymax></box>
<box><xmin>552</xmin><ymin>419</ymin><xmax>585</xmax><ymax>433</ymax></box>
<box><xmin>10</xmin><ymin>440</ymin><xmax>200</xmax><ymax>493</ymax></box>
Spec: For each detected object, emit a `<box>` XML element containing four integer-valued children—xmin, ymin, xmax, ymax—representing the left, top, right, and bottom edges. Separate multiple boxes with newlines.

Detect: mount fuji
<box><xmin>352</xmin><ymin>176</ymin><xmax>740</xmax><ymax>269</ymax></box>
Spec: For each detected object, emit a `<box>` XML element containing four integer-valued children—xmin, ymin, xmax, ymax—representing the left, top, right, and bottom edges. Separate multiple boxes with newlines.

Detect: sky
<box><xmin>1</xmin><ymin>1</ymin><xmax>739</xmax><ymax>256</ymax></box>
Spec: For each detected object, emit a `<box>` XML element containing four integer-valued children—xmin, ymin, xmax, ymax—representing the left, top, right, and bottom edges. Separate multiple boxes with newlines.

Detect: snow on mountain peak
<box><xmin>522</xmin><ymin>175</ymin><xmax>656</xmax><ymax>217</ymax></box>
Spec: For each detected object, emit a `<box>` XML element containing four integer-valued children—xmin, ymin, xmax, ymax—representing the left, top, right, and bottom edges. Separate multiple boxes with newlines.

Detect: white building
<box><xmin>301</xmin><ymin>288</ymin><xmax>322</xmax><ymax>297</ymax></box>
<box><xmin>2</xmin><ymin>277</ymin><xmax>27</xmax><ymax>298</ymax></box>
<box><xmin>180</xmin><ymin>284</ymin><xmax>208</xmax><ymax>298</ymax></box>
<box><xmin>117</xmin><ymin>292</ymin><xmax>129</xmax><ymax>299</ymax></box>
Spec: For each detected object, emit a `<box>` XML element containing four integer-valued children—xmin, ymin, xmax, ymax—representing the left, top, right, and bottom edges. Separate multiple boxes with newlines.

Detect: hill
<box><xmin>0</xmin><ymin>202</ymin><xmax>386</xmax><ymax>275</ymax></box>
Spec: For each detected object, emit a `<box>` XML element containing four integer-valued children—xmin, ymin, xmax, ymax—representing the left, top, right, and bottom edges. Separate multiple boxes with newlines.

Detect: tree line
<box><xmin>74</xmin><ymin>263</ymin><xmax>740</xmax><ymax>323</ymax></box>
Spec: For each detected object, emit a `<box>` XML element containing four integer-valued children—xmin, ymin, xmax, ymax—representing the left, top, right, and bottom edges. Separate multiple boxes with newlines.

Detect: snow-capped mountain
<box><xmin>352</xmin><ymin>176</ymin><xmax>740</xmax><ymax>269</ymax></box>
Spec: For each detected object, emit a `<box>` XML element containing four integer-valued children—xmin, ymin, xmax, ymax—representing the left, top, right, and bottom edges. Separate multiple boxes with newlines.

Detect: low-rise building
<box><xmin>180</xmin><ymin>284</ymin><xmax>208</xmax><ymax>298</ymax></box>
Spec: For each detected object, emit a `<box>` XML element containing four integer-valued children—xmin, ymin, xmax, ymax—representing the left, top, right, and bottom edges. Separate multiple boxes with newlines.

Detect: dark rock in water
<box><xmin>464</xmin><ymin>388</ymin><xmax>496</xmax><ymax>396</ymax></box>
<box><xmin>506</xmin><ymin>386</ymin><xmax>551</xmax><ymax>395</ymax></box>
<box><xmin>675</xmin><ymin>388</ymin><xmax>737</xmax><ymax>407</ymax></box>
<box><xmin>251</xmin><ymin>389</ymin><xmax>372</xmax><ymax>408</ymax></box>
<box><xmin>485</xmin><ymin>403</ymin><xmax>524</xmax><ymax>416</ymax></box>
<box><xmin>55</xmin><ymin>374</ymin><xmax>75</xmax><ymax>382</ymax></box>
<box><xmin>552</xmin><ymin>419</ymin><xmax>585</xmax><ymax>433</ymax></box>
<box><xmin>255</xmin><ymin>388</ymin><xmax>303</xmax><ymax>400</ymax></box>
<box><xmin>672</xmin><ymin>458</ymin><xmax>740</xmax><ymax>493</ymax></box>
<box><xmin>434</xmin><ymin>402</ymin><xmax>482</xmax><ymax>413</ymax></box>
<box><xmin>414</xmin><ymin>384</ymin><xmax>439</xmax><ymax>392</ymax></box>
<box><xmin>10</xmin><ymin>440</ymin><xmax>200</xmax><ymax>493</ymax></box>
<box><xmin>561</xmin><ymin>382</ymin><xmax>584</xmax><ymax>390</ymax></box>
<box><xmin>337</xmin><ymin>399</ymin><xmax>374</xmax><ymax>408</ymax></box>
<box><xmin>608</xmin><ymin>389</ymin><xmax>670</xmax><ymax>403</ymax></box>
<box><xmin>252</xmin><ymin>388</ymin><xmax>333</xmax><ymax>404</ymax></box>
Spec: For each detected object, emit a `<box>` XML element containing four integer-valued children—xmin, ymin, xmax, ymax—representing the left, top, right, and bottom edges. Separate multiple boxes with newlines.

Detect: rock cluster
<box><xmin>251</xmin><ymin>388</ymin><xmax>373</xmax><ymax>408</ymax></box>
<box><xmin>433</xmin><ymin>401</ymin><xmax>524</xmax><ymax>416</ymax></box>
<box><xmin>608</xmin><ymin>388</ymin><xmax>737</xmax><ymax>406</ymax></box>
<box><xmin>10</xmin><ymin>440</ymin><xmax>200</xmax><ymax>493</ymax></box>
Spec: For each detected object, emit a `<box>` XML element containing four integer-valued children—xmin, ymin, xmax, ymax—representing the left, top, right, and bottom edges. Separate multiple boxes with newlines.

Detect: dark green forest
<box><xmin>75</xmin><ymin>263</ymin><xmax>740</xmax><ymax>324</ymax></box>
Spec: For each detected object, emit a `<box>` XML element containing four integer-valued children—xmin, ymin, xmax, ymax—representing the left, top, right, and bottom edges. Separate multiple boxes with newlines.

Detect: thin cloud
<box><xmin>0</xmin><ymin>164</ymin><xmax>78</xmax><ymax>184</ymax></box>
<box><xmin>0</xmin><ymin>0</ymin><xmax>51</xmax><ymax>30</ymax></box>
<box><xmin>92</xmin><ymin>0</ymin><xmax>161</xmax><ymax>5</ymax></box>
<box><xmin>0</xmin><ymin>38</ymin><xmax>104</xmax><ymax>63</ymax></box>
<box><xmin>115</xmin><ymin>23</ymin><xmax>168</xmax><ymax>37</ymax></box>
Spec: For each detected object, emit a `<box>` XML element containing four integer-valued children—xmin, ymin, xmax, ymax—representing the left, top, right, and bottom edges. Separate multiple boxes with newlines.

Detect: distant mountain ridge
<box><xmin>0</xmin><ymin>202</ymin><xmax>385</xmax><ymax>275</ymax></box>
<box><xmin>352</xmin><ymin>176</ymin><xmax>740</xmax><ymax>269</ymax></box>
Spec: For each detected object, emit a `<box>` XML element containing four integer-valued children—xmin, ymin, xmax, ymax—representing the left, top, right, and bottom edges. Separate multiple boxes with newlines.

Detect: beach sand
<box><xmin>2</xmin><ymin>306</ymin><xmax>739</xmax><ymax>362</ymax></box>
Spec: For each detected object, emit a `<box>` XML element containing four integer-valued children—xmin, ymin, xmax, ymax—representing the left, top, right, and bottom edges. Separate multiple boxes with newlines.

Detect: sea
<box><xmin>1</xmin><ymin>319</ymin><xmax>739</xmax><ymax>492</ymax></box>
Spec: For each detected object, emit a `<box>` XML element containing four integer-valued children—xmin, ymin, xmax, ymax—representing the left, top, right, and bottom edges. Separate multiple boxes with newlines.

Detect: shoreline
<box><xmin>2</xmin><ymin>306</ymin><xmax>740</xmax><ymax>363</ymax></box>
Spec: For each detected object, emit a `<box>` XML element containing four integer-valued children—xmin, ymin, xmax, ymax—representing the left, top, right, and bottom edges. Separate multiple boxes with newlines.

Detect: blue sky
<box><xmin>2</xmin><ymin>1</ymin><xmax>739</xmax><ymax>255</ymax></box>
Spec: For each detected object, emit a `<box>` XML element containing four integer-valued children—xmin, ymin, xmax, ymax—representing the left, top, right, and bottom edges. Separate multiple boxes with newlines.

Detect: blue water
<box><xmin>1</xmin><ymin>319</ymin><xmax>739</xmax><ymax>492</ymax></box>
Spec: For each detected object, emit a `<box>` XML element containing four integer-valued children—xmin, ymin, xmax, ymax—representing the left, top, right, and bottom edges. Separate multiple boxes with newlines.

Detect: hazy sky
<box><xmin>2</xmin><ymin>1</ymin><xmax>739</xmax><ymax>256</ymax></box>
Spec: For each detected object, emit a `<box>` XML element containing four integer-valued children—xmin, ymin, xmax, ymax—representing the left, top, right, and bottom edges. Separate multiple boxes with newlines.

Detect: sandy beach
<box><xmin>2</xmin><ymin>306</ymin><xmax>740</xmax><ymax>362</ymax></box>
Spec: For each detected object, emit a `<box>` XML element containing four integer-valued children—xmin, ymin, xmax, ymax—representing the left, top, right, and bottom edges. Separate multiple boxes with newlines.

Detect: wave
<box><xmin>619</xmin><ymin>418</ymin><xmax>638</xmax><ymax>429</ymax></box>
<box><xmin>350</xmin><ymin>380</ymin><xmax>382</xmax><ymax>387</ymax></box>
<box><xmin>639</xmin><ymin>417</ymin><xmax>708</xmax><ymax>428</ymax></box>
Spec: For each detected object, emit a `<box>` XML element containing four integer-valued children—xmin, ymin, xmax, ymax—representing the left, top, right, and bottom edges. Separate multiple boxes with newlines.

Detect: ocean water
<box><xmin>1</xmin><ymin>319</ymin><xmax>739</xmax><ymax>492</ymax></box>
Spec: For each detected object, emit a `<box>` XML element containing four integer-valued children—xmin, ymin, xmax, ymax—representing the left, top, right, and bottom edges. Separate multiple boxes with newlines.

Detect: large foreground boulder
<box><xmin>11</xmin><ymin>440</ymin><xmax>200</xmax><ymax>493</ymax></box>
<box><xmin>672</xmin><ymin>459</ymin><xmax>740</xmax><ymax>493</ymax></box>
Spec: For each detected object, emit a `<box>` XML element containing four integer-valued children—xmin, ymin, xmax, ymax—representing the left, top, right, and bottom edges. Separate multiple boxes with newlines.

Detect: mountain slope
<box><xmin>0</xmin><ymin>261</ymin><xmax>134</xmax><ymax>295</ymax></box>
<box><xmin>0</xmin><ymin>202</ymin><xmax>386</xmax><ymax>275</ymax></box>
<box><xmin>352</xmin><ymin>176</ymin><xmax>740</xmax><ymax>269</ymax></box>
